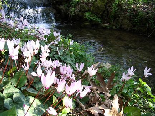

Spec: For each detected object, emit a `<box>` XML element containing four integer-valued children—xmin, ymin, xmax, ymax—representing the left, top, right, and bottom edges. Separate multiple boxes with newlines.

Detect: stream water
<box><xmin>4</xmin><ymin>1</ymin><xmax>155</xmax><ymax>92</ymax></box>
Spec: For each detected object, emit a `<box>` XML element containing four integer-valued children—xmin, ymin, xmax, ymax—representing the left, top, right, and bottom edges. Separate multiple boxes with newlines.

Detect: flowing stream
<box><xmin>4</xmin><ymin>1</ymin><xmax>155</xmax><ymax>92</ymax></box>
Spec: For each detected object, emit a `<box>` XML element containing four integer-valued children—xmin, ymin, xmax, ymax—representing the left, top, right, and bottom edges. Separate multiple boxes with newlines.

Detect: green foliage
<box><xmin>84</xmin><ymin>12</ymin><xmax>101</xmax><ymax>23</ymax></box>
<box><xmin>0</xmin><ymin>107</ymin><xmax>17</xmax><ymax>116</ymax></box>
<box><xmin>47</xmin><ymin>34</ymin><xmax>94</xmax><ymax>70</ymax></box>
<box><xmin>124</xmin><ymin>106</ymin><xmax>141</xmax><ymax>116</ymax></box>
<box><xmin>96</xmin><ymin>64</ymin><xmax>155</xmax><ymax>114</ymax></box>
<box><xmin>11</xmin><ymin>71</ymin><xmax>27</xmax><ymax>88</ymax></box>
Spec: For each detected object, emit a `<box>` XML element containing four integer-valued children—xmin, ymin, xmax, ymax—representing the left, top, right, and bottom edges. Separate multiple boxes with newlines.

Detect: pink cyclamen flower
<box><xmin>31</xmin><ymin>63</ymin><xmax>43</xmax><ymax>77</ymax></box>
<box><xmin>0</xmin><ymin>38</ymin><xmax>5</xmax><ymax>51</ymax></box>
<box><xmin>46</xmin><ymin>107</ymin><xmax>57</xmax><ymax>115</ymax></box>
<box><xmin>41</xmin><ymin>70</ymin><xmax>55</xmax><ymax>89</ymax></box>
<box><xmin>7</xmin><ymin>40</ymin><xmax>20</xmax><ymax>60</ymax></box>
<box><xmin>127</xmin><ymin>66</ymin><xmax>136</xmax><ymax>76</ymax></box>
<box><xmin>121</xmin><ymin>72</ymin><xmax>132</xmax><ymax>81</ymax></box>
<box><xmin>40</xmin><ymin>45</ymin><xmax>50</xmax><ymax>62</ymax></box>
<box><xmin>76</xmin><ymin>63</ymin><xmax>84</xmax><ymax>72</ymax></box>
<box><xmin>65</xmin><ymin>82</ymin><xmax>77</xmax><ymax>96</ymax></box>
<box><xmin>87</xmin><ymin>65</ymin><xmax>98</xmax><ymax>76</ymax></box>
<box><xmin>79</xmin><ymin>86</ymin><xmax>91</xmax><ymax>98</ymax></box>
<box><xmin>52</xmin><ymin>60</ymin><xmax>62</xmax><ymax>69</ymax></box>
<box><xmin>63</xmin><ymin>96</ymin><xmax>72</xmax><ymax>109</ymax></box>
<box><xmin>144</xmin><ymin>67</ymin><xmax>152</xmax><ymax>77</ymax></box>
<box><xmin>75</xmin><ymin>80</ymin><xmax>83</xmax><ymax>92</ymax></box>
<box><xmin>60</xmin><ymin>65</ymin><xmax>73</xmax><ymax>77</ymax></box>
<box><xmin>56</xmin><ymin>79</ymin><xmax>66</xmax><ymax>92</ymax></box>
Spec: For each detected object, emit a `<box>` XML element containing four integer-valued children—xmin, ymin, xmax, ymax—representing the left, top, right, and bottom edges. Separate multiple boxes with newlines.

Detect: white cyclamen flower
<box><xmin>144</xmin><ymin>67</ymin><xmax>152</xmax><ymax>77</ymax></box>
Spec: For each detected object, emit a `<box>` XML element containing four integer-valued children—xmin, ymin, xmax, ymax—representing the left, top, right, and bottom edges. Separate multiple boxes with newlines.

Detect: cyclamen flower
<box><xmin>41</xmin><ymin>70</ymin><xmax>56</xmax><ymax>89</ymax></box>
<box><xmin>46</xmin><ymin>107</ymin><xmax>57</xmax><ymax>115</ymax></box>
<box><xmin>53</xmin><ymin>31</ymin><xmax>60</xmax><ymax>37</ymax></box>
<box><xmin>31</xmin><ymin>63</ymin><xmax>43</xmax><ymax>77</ymax></box>
<box><xmin>87</xmin><ymin>65</ymin><xmax>98</xmax><ymax>76</ymax></box>
<box><xmin>40</xmin><ymin>45</ymin><xmax>50</xmax><ymax>62</ymax></box>
<box><xmin>65</xmin><ymin>82</ymin><xmax>77</xmax><ymax>96</ymax></box>
<box><xmin>121</xmin><ymin>72</ymin><xmax>131</xmax><ymax>81</ymax></box>
<box><xmin>70</xmin><ymin>40</ymin><xmax>74</xmax><ymax>45</ymax></box>
<box><xmin>144</xmin><ymin>67</ymin><xmax>152</xmax><ymax>77</ymax></box>
<box><xmin>52</xmin><ymin>60</ymin><xmax>62</xmax><ymax>69</ymax></box>
<box><xmin>60</xmin><ymin>65</ymin><xmax>73</xmax><ymax>77</ymax></box>
<box><xmin>0</xmin><ymin>38</ymin><xmax>5</xmax><ymax>51</ymax></box>
<box><xmin>75</xmin><ymin>80</ymin><xmax>83</xmax><ymax>92</ymax></box>
<box><xmin>56</xmin><ymin>79</ymin><xmax>66</xmax><ymax>92</ymax></box>
<box><xmin>8</xmin><ymin>20</ymin><xmax>15</xmax><ymax>27</ymax></box>
<box><xmin>21</xmin><ymin>40</ymin><xmax>40</xmax><ymax>63</ymax></box>
<box><xmin>41</xmin><ymin>59</ymin><xmax>53</xmax><ymax>69</ymax></box>
<box><xmin>76</xmin><ymin>63</ymin><xmax>84</xmax><ymax>72</ymax></box>
<box><xmin>22</xmin><ymin>62</ymin><xmax>29</xmax><ymax>70</ymax></box>
<box><xmin>127</xmin><ymin>66</ymin><xmax>136</xmax><ymax>76</ymax></box>
<box><xmin>63</xmin><ymin>96</ymin><xmax>72</xmax><ymax>109</ymax></box>
<box><xmin>79</xmin><ymin>86</ymin><xmax>91</xmax><ymax>98</ymax></box>
<box><xmin>7</xmin><ymin>39</ymin><xmax>20</xmax><ymax>60</ymax></box>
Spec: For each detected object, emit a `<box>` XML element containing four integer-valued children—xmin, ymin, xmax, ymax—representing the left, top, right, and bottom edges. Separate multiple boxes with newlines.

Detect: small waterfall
<box><xmin>3</xmin><ymin>0</ymin><xmax>55</xmax><ymax>28</ymax></box>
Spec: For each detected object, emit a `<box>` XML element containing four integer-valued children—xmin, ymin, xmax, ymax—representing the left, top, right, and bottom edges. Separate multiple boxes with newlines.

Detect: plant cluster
<box><xmin>0</xmin><ymin>7</ymin><xmax>155</xmax><ymax>116</ymax></box>
<box><xmin>107</xmin><ymin>0</ymin><xmax>155</xmax><ymax>35</ymax></box>
<box><xmin>52</xmin><ymin>0</ymin><xmax>155</xmax><ymax>36</ymax></box>
<box><xmin>0</xmin><ymin>9</ymin><xmax>95</xmax><ymax>115</ymax></box>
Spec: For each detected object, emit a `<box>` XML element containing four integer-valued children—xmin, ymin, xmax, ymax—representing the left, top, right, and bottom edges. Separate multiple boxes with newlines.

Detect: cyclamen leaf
<box><xmin>3</xmin><ymin>85</ymin><xmax>20</xmax><ymax>98</ymax></box>
<box><xmin>0</xmin><ymin>107</ymin><xmax>17</xmax><ymax>116</ymax></box>
<box><xmin>13</xmin><ymin>93</ymin><xmax>25</xmax><ymax>107</ymax></box>
<box><xmin>11</xmin><ymin>71</ymin><xmax>27</xmax><ymax>88</ymax></box>
<box><xmin>4</xmin><ymin>98</ymin><xmax>14</xmax><ymax>109</ymax></box>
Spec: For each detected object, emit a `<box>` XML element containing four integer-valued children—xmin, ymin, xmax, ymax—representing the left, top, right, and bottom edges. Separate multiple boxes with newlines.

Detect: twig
<box><xmin>76</xmin><ymin>99</ymin><xmax>85</xmax><ymax>110</ymax></box>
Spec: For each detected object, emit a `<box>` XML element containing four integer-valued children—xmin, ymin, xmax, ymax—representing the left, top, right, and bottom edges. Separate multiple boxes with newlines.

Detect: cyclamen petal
<box><xmin>37</xmin><ymin>64</ymin><xmax>42</xmax><ymax>77</ymax></box>
<box><xmin>41</xmin><ymin>71</ymin><xmax>55</xmax><ymax>89</ymax></box>
<box><xmin>127</xmin><ymin>66</ymin><xmax>136</xmax><ymax>76</ymax></box>
<box><xmin>76</xmin><ymin>63</ymin><xmax>84</xmax><ymax>71</ymax></box>
<box><xmin>63</xmin><ymin>96</ymin><xmax>72</xmax><ymax>109</ymax></box>
<box><xmin>56</xmin><ymin>79</ymin><xmax>66</xmax><ymax>92</ymax></box>
<box><xmin>31</xmin><ymin>72</ymin><xmax>38</xmax><ymax>77</ymax></box>
<box><xmin>121</xmin><ymin>72</ymin><xmax>131</xmax><ymax>81</ymax></box>
<box><xmin>46</xmin><ymin>107</ymin><xmax>57</xmax><ymax>115</ymax></box>
<box><xmin>65</xmin><ymin>82</ymin><xmax>77</xmax><ymax>96</ymax></box>
<box><xmin>0</xmin><ymin>38</ymin><xmax>5</xmax><ymax>51</ymax></box>
<box><xmin>87</xmin><ymin>65</ymin><xmax>98</xmax><ymax>76</ymax></box>
<box><xmin>80</xmin><ymin>86</ymin><xmax>91</xmax><ymax>98</ymax></box>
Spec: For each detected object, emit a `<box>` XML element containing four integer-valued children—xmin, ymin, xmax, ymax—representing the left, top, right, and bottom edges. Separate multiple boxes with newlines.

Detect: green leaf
<box><xmin>141</xmin><ymin>112</ymin><xmax>152</xmax><ymax>116</ymax></box>
<box><xmin>0</xmin><ymin>92</ymin><xmax>5</xmax><ymax>113</ymax></box>
<box><xmin>124</xmin><ymin>106</ymin><xmax>141</xmax><ymax>116</ymax></box>
<box><xmin>13</xmin><ymin>93</ymin><xmax>25</xmax><ymax>107</ymax></box>
<box><xmin>26</xmin><ymin>96</ymin><xmax>41</xmax><ymax>107</ymax></box>
<box><xmin>0</xmin><ymin>106</ymin><xmax>17</xmax><ymax>116</ymax></box>
<box><xmin>11</xmin><ymin>71</ymin><xmax>27</xmax><ymax>88</ymax></box>
<box><xmin>0</xmin><ymin>92</ymin><xmax>4</xmax><ymax>105</ymax></box>
<box><xmin>4</xmin><ymin>98</ymin><xmax>14</xmax><ymax>109</ymax></box>
<box><xmin>3</xmin><ymin>84</ymin><xmax>20</xmax><ymax>98</ymax></box>
<box><xmin>25</xmin><ymin>96</ymin><xmax>45</xmax><ymax>116</ymax></box>
<box><xmin>21</xmin><ymin>87</ymin><xmax>38</xmax><ymax>97</ymax></box>
<box><xmin>61</xmin><ymin>107</ymin><xmax>70</xmax><ymax>115</ymax></box>
<box><xmin>53</xmin><ymin>95</ymin><xmax>58</xmax><ymax>104</ymax></box>
<box><xmin>33</xmin><ymin>106</ymin><xmax>45</xmax><ymax>115</ymax></box>
<box><xmin>7</xmin><ymin>67</ymin><xmax>17</xmax><ymax>76</ymax></box>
